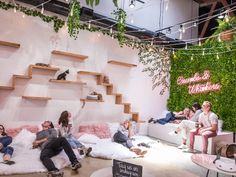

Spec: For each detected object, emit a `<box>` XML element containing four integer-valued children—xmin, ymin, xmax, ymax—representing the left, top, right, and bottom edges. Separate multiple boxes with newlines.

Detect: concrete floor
<box><xmin>1</xmin><ymin>141</ymin><xmax>232</xmax><ymax>177</ymax></box>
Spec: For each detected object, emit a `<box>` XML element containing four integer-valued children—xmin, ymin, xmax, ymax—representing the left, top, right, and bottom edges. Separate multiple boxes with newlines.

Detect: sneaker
<box><xmin>183</xmin><ymin>148</ymin><xmax>195</xmax><ymax>153</ymax></box>
<box><xmin>168</xmin><ymin>131</ymin><xmax>178</xmax><ymax>136</ymax></box>
<box><xmin>71</xmin><ymin>161</ymin><xmax>82</xmax><ymax>170</ymax></box>
<box><xmin>3</xmin><ymin>160</ymin><xmax>15</xmax><ymax>165</ymax></box>
<box><xmin>148</xmin><ymin>118</ymin><xmax>154</xmax><ymax>123</ymax></box>
<box><xmin>177</xmin><ymin>144</ymin><xmax>188</xmax><ymax>149</ymax></box>
<box><xmin>86</xmin><ymin>147</ymin><xmax>92</xmax><ymax>156</ymax></box>
<box><xmin>48</xmin><ymin>170</ymin><xmax>64</xmax><ymax>177</ymax></box>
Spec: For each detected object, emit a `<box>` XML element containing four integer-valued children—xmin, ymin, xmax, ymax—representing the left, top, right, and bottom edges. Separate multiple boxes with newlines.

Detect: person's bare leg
<box><xmin>3</xmin><ymin>154</ymin><xmax>11</xmax><ymax>161</ymax></box>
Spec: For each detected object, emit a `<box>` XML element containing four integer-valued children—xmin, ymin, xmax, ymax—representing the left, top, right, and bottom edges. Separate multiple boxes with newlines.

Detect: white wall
<box><xmin>0</xmin><ymin>9</ymin><xmax>169</xmax><ymax>129</ymax></box>
<box><xmin>80</xmin><ymin>0</ymin><xmax>199</xmax><ymax>40</ymax></box>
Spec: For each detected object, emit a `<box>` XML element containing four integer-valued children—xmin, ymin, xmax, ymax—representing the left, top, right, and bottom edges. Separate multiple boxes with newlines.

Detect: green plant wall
<box><xmin>167</xmin><ymin>41</ymin><xmax>236</xmax><ymax>132</ymax></box>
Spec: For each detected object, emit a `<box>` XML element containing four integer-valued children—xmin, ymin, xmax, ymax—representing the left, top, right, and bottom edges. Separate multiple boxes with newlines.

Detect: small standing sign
<box><xmin>112</xmin><ymin>159</ymin><xmax>142</xmax><ymax>177</ymax></box>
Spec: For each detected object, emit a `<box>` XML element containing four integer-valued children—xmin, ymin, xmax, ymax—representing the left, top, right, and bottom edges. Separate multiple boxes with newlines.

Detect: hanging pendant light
<box><xmin>129</xmin><ymin>0</ymin><xmax>135</xmax><ymax>8</ymax></box>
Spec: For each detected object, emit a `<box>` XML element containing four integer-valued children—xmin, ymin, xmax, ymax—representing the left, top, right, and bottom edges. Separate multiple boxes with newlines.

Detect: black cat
<box><xmin>57</xmin><ymin>69</ymin><xmax>69</xmax><ymax>80</ymax></box>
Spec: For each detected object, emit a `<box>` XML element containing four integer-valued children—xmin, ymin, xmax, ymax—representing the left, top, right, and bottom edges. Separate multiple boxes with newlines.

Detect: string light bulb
<box><xmin>224</xmin><ymin>13</ymin><xmax>229</xmax><ymax>22</ymax></box>
<box><xmin>88</xmin><ymin>21</ymin><xmax>91</xmax><ymax>29</ymax></box>
<box><xmin>216</xmin><ymin>53</ymin><xmax>219</xmax><ymax>59</ymax></box>
<box><xmin>185</xmin><ymin>43</ymin><xmax>188</xmax><ymax>50</ymax></box>
<box><xmin>218</xmin><ymin>35</ymin><xmax>222</xmax><ymax>42</ymax></box>
<box><xmin>22</xmin><ymin>14</ymin><xmax>25</xmax><ymax>18</ymax></box>
<box><xmin>202</xmin><ymin>49</ymin><xmax>205</xmax><ymax>56</ymax></box>
<box><xmin>193</xmin><ymin>22</ymin><xmax>197</xmax><ymax>27</ymax></box>
<box><xmin>14</xmin><ymin>7</ymin><xmax>17</xmax><ymax>13</ymax></box>
<box><xmin>198</xmin><ymin>40</ymin><xmax>201</xmax><ymax>46</ymax></box>
<box><xmin>191</xmin><ymin>55</ymin><xmax>193</xmax><ymax>61</ymax></box>
<box><xmin>110</xmin><ymin>27</ymin><xmax>113</xmax><ymax>34</ymax></box>
<box><xmin>41</xmin><ymin>4</ymin><xmax>44</xmax><ymax>14</ymax></box>
<box><xmin>179</xmin><ymin>32</ymin><xmax>182</xmax><ymax>40</ymax></box>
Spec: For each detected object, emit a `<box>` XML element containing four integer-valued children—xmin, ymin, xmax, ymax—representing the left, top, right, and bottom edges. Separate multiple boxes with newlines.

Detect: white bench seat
<box><xmin>148</xmin><ymin>123</ymin><xmax>234</xmax><ymax>154</ymax></box>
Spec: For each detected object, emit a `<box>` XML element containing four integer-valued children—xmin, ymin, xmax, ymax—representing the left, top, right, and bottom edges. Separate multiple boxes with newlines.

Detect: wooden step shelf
<box><xmin>112</xmin><ymin>93</ymin><xmax>122</xmax><ymax>104</ymax></box>
<box><xmin>102</xmin><ymin>83</ymin><xmax>113</xmax><ymax>95</ymax></box>
<box><xmin>22</xmin><ymin>96</ymin><xmax>52</xmax><ymax>100</ymax></box>
<box><xmin>0</xmin><ymin>86</ymin><xmax>14</xmax><ymax>90</ymax></box>
<box><xmin>78</xmin><ymin>71</ymin><xmax>103</xmax><ymax>85</ymax></box>
<box><xmin>130</xmin><ymin>112</ymin><xmax>139</xmax><ymax>122</ymax></box>
<box><xmin>108</xmin><ymin>60</ymin><xmax>137</xmax><ymax>67</ymax></box>
<box><xmin>80</xmin><ymin>99</ymin><xmax>104</xmax><ymax>102</ymax></box>
<box><xmin>28</xmin><ymin>65</ymin><xmax>60</xmax><ymax>77</ymax></box>
<box><xmin>51</xmin><ymin>50</ymin><xmax>88</xmax><ymax>61</ymax></box>
<box><xmin>121</xmin><ymin>103</ymin><xmax>131</xmax><ymax>113</ymax></box>
<box><xmin>13</xmin><ymin>74</ymin><xmax>32</xmax><ymax>79</ymax></box>
<box><xmin>0</xmin><ymin>40</ymin><xmax>20</xmax><ymax>48</ymax></box>
<box><xmin>49</xmin><ymin>79</ymin><xmax>86</xmax><ymax>85</ymax></box>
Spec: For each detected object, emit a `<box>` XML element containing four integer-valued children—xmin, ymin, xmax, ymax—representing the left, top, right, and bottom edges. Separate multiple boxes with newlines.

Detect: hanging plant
<box><xmin>68</xmin><ymin>0</ymin><xmax>81</xmax><ymax>39</ymax></box>
<box><xmin>113</xmin><ymin>8</ymin><xmax>127</xmax><ymax>46</ymax></box>
<box><xmin>85</xmin><ymin>0</ymin><xmax>100</xmax><ymax>7</ymax></box>
<box><xmin>85</xmin><ymin>0</ymin><xmax>118</xmax><ymax>7</ymax></box>
<box><xmin>139</xmin><ymin>46</ymin><xmax>171</xmax><ymax>95</ymax></box>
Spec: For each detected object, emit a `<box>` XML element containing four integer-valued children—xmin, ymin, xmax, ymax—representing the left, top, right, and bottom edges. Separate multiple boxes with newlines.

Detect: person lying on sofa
<box><xmin>172</xmin><ymin>102</ymin><xmax>202</xmax><ymax>149</ymax></box>
<box><xmin>0</xmin><ymin>124</ymin><xmax>14</xmax><ymax>165</ymax></box>
<box><xmin>58</xmin><ymin>110</ymin><xmax>92</xmax><ymax>156</ymax></box>
<box><xmin>113</xmin><ymin>120</ymin><xmax>147</xmax><ymax>156</ymax></box>
<box><xmin>184</xmin><ymin>101</ymin><xmax>218</xmax><ymax>154</ymax></box>
<box><xmin>148</xmin><ymin>107</ymin><xmax>193</xmax><ymax>125</ymax></box>
<box><xmin>32</xmin><ymin>120</ymin><xmax>82</xmax><ymax>176</ymax></box>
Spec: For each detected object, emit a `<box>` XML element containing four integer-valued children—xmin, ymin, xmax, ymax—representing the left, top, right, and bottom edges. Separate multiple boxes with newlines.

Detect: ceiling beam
<box><xmin>200</xmin><ymin>1</ymin><xmax>217</xmax><ymax>38</ymax></box>
<box><xmin>220</xmin><ymin>0</ymin><xmax>235</xmax><ymax>16</ymax></box>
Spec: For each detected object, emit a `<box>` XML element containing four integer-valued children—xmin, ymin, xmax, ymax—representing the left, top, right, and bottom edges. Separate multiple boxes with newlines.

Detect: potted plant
<box><xmin>215</xmin><ymin>16</ymin><xmax>236</xmax><ymax>41</ymax></box>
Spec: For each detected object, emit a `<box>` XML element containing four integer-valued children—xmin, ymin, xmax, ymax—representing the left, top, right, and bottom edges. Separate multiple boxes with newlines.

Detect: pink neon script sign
<box><xmin>188</xmin><ymin>82</ymin><xmax>221</xmax><ymax>94</ymax></box>
<box><xmin>176</xmin><ymin>70</ymin><xmax>221</xmax><ymax>95</ymax></box>
<box><xmin>177</xmin><ymin>70</ymin><xmax>210</xmax><ymax>85</ymax></box>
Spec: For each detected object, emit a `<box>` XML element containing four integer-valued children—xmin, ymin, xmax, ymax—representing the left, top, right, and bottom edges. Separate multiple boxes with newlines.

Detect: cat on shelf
<box><xmin>57</xmin><ymin>69</ymin><xmax>69</xmax><ymax>80</ymax></box>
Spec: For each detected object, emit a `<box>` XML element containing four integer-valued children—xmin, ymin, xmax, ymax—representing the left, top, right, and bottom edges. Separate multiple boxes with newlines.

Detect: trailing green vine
<box><xmin>0</xmin><ymin>1</ymin><xmax>170</xmax><ymax>94</ymax></box>
<box><xmin>68</xmin><ymin>0</ymin><xmax>81</xmax><ymax>39</ymax></box>
<box><xmin>138</xmin><ymin>46</ymin><xmax>171</xmax><ymax>94</ymax></box>
<box><xmin>85</xmin><ymin>0</ymin><xmax>100</xmax><ymax>7</ymax></box>
<box><xmin>113</xmin><ymin>8</ymin><xmax>127</xmax><ymax>45</ymax></box>
<box><xmin>0</xmin><ymin>1</ymin><xmax>64</xmax><ymax>32</ymax></box>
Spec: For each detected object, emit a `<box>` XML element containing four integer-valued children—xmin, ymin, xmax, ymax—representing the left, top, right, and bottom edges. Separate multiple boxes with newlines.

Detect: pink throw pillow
<box><xmin>78</xmin><ymin>123</ymin><xmax>111</xmax><ymax>139</ymax></box>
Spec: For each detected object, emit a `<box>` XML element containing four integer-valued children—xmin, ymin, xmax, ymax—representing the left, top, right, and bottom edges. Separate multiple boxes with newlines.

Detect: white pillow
<box><xmin>107</xmin><ymin>122</ymin><xmax>120</xmax><ymax>137</ymax></box>
<box><xmin>78</xmin><ymin>133</ymin><xmax>100</xmax><ymax>144</ymax></box>
<box><xmin>12</xmin><ymin>129</ymin><xmax>36</xmax><ymax>149</ymax></box>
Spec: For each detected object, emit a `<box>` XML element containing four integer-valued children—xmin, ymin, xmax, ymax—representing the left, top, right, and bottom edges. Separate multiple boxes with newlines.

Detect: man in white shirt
<box><xmin>187</xmin><ymin>101</ymin><xmax>218</xmax><ymax>154</ymax></box>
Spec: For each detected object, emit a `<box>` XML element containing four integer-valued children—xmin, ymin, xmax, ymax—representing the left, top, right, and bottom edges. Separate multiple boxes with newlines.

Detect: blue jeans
<box><xmin>154</xmin><ymin>112</ymin><xmax>175</xmax><ymax>125</ymax></box>
<box><xmin>66</xmin><ymin>135</ymin><xmax>83</xmax><ymax>149</ymax></box>
<box><xmin>0</xmin><ymin>136</ymin><xmax>14</xmax><ymax>156</ymax></box>
<box><xmin>113</xmin><ymin>131</ymin><xmax>133</xmax><ymax>149</ymax></box>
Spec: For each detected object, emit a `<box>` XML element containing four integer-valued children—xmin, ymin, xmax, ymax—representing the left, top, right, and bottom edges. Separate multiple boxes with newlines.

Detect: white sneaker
<box><xmin>183</xmin><ymin>148</ymin><xmax>195</xmax><ymax>153</ymax></box>
<box><xmin>168</xmin><ymin>131</ymin><xmax>177</xmax><ymax>136</ymax></box>
<box><xmin>177</xmin><ymin>144</ymin><xmax>188</xmax><ymax>149</ymax></box>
